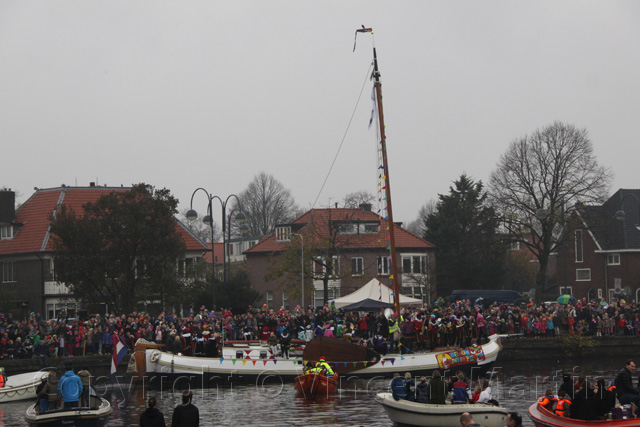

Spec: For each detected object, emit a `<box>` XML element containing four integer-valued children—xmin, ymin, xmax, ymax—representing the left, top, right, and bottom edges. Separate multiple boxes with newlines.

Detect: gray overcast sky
<box><xmin>2</xmin><ymin>1</ymin><xmax>639</xmax><ymax>228</ymax></box>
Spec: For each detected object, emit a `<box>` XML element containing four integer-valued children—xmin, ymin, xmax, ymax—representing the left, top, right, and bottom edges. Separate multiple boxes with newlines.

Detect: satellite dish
<box><xmin>384</xmin><ymin>308</ymin><xmax>394</xmax><ymax>319</ymax></box>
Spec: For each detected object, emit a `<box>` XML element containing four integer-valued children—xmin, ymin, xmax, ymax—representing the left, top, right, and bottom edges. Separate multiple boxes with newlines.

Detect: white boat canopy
<box><xmin>333</xmin><ymin>278</ymin><xmax>422</xmax><ymax>309</ymax></box>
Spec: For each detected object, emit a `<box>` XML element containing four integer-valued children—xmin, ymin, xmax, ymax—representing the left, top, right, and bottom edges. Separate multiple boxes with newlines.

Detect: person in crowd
<box><xmin>428</xmin><ymin>370</ymin><xmax>447</xmax><ymax>404</ymax></box>
<box><xmin>415</xmin><ymin>376</ymin><xmax>429</xmax><ymax>403</ymax></box>
<box><xmin>506</xmin><ymin>412</ymin><xmax>523</xmax><ymax>427</ymax></box>
<box><xmin>404</xmin><ymin>372</ymin><xmax>416</xmax><ymax>401</ymax></box>
<box><xmin>139</xmin><ymin>396</ymin><xmax>166</xmax><ymax>427</ymax></box>
<box><xmin>614</xmin><ymin>359</ymin><xmax>640</xmax><ymax>406</ymax></box>
<box><xmin>77</xmin><ymin>367</ymin><xmax>91</xmax><ymax>407</ymax></box>
<box><xmin>391</xmin><ymin>373</ymin><xmax>407</xmax><ymax>401</ymax></box>
<box><xmin>451</xmin><ymin>372</ymin><xmax>470</xmax><ymax>404</ymax></box>
<box><xmin>459</xmin><ymin>412</ymin><xmax>482</xmax><ymax>427</ymax></box>
<box><xmin>171</xmin><ymin>390</ymin><xmax>199</xmax><ymax>427</ymax></box>
<box><xmin>58</xmin><ymin>360</ymin><xmax>82</xmax><ymax>408</ymax></box>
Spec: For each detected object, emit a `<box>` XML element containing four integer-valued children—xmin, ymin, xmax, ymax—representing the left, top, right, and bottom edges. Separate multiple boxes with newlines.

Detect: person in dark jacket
<box><xmin>140</xmin><ymin>396</ymin><xmax>166</xmax><ymax>427</ymax></box>
<box><xmin>390</xmin><ymin>373</ymin><xmax>407</xmax><ymax>400</ymax></box>
<box><xmin>593</xmin><ymin>378</ymin><xmax>616</xmax><ymax>419</ymax></box>
<box><xmin>614</xmin><ymin>359</ymin><xmax>640</xmax><ymax>406</ymax></box>
<box><xmin>415</xmin><ymin>376</ymin><xmax>429</xmax><ymax>403</ymax></box>
<box><xmin>558</xmin><ymin>373</ymin><xmax>574</xmax><ymax>398</ymax></box>
<box><xmin>171</xmin><ymin>390</ymin><xmax>199</xmax><ymax>427</ymax></box>
<box><xmin>427</xmin><ymin>370</ymin><xmax>447</xmax><ymax>404</ymax></box>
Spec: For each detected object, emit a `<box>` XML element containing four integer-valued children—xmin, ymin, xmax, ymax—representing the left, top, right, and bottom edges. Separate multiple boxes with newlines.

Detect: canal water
<box><xmin>1</xmin><ymin>354</ymin><xmax>630</xmax><ymax>426</ymax></box>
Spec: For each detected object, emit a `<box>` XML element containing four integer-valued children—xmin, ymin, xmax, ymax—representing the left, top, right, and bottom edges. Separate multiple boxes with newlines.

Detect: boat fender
<box><xmin>150</xmin><ymin>351</ymin><xmax>161</xmax><ymax>363</ymax></box>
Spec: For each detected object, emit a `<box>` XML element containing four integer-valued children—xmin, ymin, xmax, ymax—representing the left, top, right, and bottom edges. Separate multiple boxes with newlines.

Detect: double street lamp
<box><xmin>186</xmin><ymin>189</ymin><xmax>246</xmax><ymax>311</ymax></box>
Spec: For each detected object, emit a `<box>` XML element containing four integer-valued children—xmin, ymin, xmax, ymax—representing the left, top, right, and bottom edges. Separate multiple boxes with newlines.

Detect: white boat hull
<box><xmin>376</xmin><ymin>392</ymin><xmax>508</xmax><ymax>427</ymax></box>
<box><xmin>141</xmin><ymin>335</ymin><xmax>501</xmax><ymax>380</ymax></box>
<box><xmin>0</xmin><ymin>370</ymin><xmax>50</xmax><ymax>403</ymax></box>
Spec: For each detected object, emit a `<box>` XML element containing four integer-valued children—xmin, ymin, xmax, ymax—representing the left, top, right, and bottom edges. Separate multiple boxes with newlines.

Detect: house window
<box><xmin>575</xmin><ymin>230</ymin><xmax>583</xmax><ymax>263</ymax></box>
<box><xmin>314</xmin><ymin>288</ymin><xmax>340</xmax><ymax>309</ymax></box>
<box><xmin>351</xmin><ymin>257</ymin><xmax>364</xmax><ymax>276</ymax></box>
<box><xmin>510</xmin><ymin>241</ymin><xmax>520</xmax><ymax>251</ymax></box>
<box><xmin>266</xmin><ymin>291</ymin><xmax>273</xmax><ymax>309</ymax></box>
<box><xmin>402</xmin><ymin>255</ymin><xmax>427</xmax><ymax>274</ymax></box>
<box><xmin>282</xmin><ymin>292</ymin><xmax>289</xmax><ymax>310</ymax></box>
<box><xmin>312</xmin><ymin>256</ymin><xmax>339</xmax><ymax>278</ymax></box>
<box><xmin>337</xmin><ymin>223</ymin><xmax>357</xmax><ymax>234</ymax></box>
<box><xmin>363</xmin><ymin>223</ymin><xmax>379</xmax><ymax>234</ymax></box>
<box><xmin>2</xmin><ymin>262</ymin><xmax>16</xmax><ymax>283</ymax></box>
<box><xmin>275</xmin><ymin>226</ymin><xmax>291</xmax><ymax>241</ymax></box>
<box><xmin>1</xmin><ymin>225</ymin><xmax>13</xmax><ymax>240</ymax></box>
<box><xmin>607</xmin><ymin>253</ymin><xmax>620</xmax><ymax>266</ymax></box>
<box><xmin>576</xmin><ymin>269</ymin><xmax>591</xmax><ymax>281</ymax></box>
<box><xmin>598</xmin><ymin>289</ymin><xmax>603</xmax><ymax>298</ymax></box>
<box><xmin>377</xmin><ymin>256</ymin><xmax>390</xmax><ymax>275</ymax></box>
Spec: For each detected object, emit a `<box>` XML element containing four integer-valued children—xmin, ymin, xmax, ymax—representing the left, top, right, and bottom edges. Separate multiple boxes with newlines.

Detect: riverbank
<box><xmin>3</xmin><ymin>335</ymin><xmax>638</xmax><ymax>375</ymax></box>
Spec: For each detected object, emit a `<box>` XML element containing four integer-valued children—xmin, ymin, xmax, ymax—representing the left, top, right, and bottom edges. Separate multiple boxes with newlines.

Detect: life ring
<box><xmin>150</xmin><ymin>351</ymin><xmax>161</xmax><ymax>363</ymax></box>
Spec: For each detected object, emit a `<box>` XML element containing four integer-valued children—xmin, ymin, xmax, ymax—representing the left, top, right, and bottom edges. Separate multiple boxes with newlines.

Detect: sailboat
<box><xmin>132</xmin><ymin>28</ymin><xmax>502</xmax><ymax>384</ymax></box>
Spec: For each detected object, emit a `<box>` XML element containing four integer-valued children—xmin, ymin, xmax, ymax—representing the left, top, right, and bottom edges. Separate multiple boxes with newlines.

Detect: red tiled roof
<box><xmin>0</xmin><ymin>187</ymin><xmax>207</xmax><ymax>255</ymax></box>
<box><xmin>245</xmin><ymin>208</ymin><xmax>434</xmax><ymax>254</ymax></box>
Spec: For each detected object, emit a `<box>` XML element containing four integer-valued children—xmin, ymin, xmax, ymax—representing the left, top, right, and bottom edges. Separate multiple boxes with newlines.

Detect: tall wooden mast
<box><xmin>371</xmin><ymin>45</ymin><xmax>401</xmax><ymax>319</ymax></box>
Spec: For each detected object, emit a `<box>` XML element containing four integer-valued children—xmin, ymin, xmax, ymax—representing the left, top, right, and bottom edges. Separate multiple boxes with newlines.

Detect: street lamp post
<box><xmin>290</xmin><ymin>233</ymin><xmax>304</xmax><ymax>309</ymax></box>
<box><xmin>186</xmin><ymin>189</ymin><xmax>244</xmax><ymax>312</ymax></box>
<box><xmin>225</xmin><ymin>208</ymin><xmax>248</xmax><ymax>281</ymax></box>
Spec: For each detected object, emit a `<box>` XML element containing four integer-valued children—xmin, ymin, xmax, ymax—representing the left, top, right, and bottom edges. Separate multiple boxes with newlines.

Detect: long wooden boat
<box><xmin>529</xmin><ymin>399</ymin><xmax>640</xmax><ymax>427</ymax></box>
<box><xmin>0</xmin><ymin>369</ymin><xmax>50</xmax><ymax>403</ymax></box>
<box><xmin>294</xmin><ymin>372</ymin><xmax>339</xmax><ymax>399</ymax></box>
<box><xmin>135</xmin><ymin>334</ymin><xmax>501</xmax><ymax>381</ymax></box>
<box><xmin>25</xmin><ymin>390</ymin><xmax>112</xmax><ymax>427</ymax></box>
<box><xmin>376</xmin><ymin>392</ymin><xmax>509</xmax><ymax>427</ymax></box>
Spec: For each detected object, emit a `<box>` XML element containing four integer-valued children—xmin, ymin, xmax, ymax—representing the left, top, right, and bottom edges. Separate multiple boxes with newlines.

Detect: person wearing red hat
<box><xmin>315</xmin><ymin>356</ymin><xmax>334</xmax><ymax>376</ymax></box>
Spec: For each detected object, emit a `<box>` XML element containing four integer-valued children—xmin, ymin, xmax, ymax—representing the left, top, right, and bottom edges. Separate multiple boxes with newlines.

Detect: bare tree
<box><xmin>342</xmin><ymin>190</ymin><xmax>375</xmax><ymax>209</ymax></box>
<box><xmin>233</xmin><ymin>172</ymin><xmax>299</xmax><ymax>237</ymax></box>
<box><xmin>179</xmin><ymin>208</ymin><xmax>222</xmax><ymax>242</ymax></box>
<box><xmin>489</xmin><ymin>121</ymin><xmax>612</xmax><ymax>302</ymax></box>
<box><xmin>405</xmin><ymin>199</ymin><xmax>437</xmax><ymax>236</ymax></box>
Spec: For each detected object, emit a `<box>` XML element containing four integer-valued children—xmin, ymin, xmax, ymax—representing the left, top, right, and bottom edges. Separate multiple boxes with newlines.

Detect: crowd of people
<box><xmin>1</xmin><ymin>295</ymin><xmax>639</xmax><ymax>362</ymax></box>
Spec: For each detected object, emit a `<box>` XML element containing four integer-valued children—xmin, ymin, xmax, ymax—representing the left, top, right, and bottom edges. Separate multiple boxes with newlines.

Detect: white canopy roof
<box><xmin>333</xmin><ymin>278</ymin><xmax>423</xmax><ymax>309</ymax></box>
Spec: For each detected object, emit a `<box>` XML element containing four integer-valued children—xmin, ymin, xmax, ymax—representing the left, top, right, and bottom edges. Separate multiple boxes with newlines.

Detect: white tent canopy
<box><xmin>333</xmin><ymin>278</ymin><xmax>423</xmax><ymax>309</ymax></box>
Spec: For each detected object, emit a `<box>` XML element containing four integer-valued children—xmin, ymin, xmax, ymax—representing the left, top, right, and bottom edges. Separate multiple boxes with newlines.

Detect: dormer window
<box><xmin>1</xmin><ymin>224</ymin><xmax>13</xmax><ymax>240</ymax></box>
<box><xmin>275</xmin><ymin>226</ymin><xmax>291</xmax><ymax>241</ymax></box>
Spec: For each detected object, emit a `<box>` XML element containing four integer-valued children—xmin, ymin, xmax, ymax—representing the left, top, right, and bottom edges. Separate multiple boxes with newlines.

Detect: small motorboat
<box><xmin>376</xmin><ymin>392</ymin><xmax>508</xmax><ymax>427</ymax></box>
<box><xmin>529</xmin><ymin>398</ymin><xmax>640</xmax><ymax>427</ymax></box>
<box><xmin>24</xmin><ymin>388</ymin><xmax>113</xmax><ymax>427</ymax></box>
<box><xmin>294</xmin><ymin>372</ymin><xmax>338</xmax><ymax>399</ymax></box>
<box><xmin>0</xmin><ymin>368</ymin><xmax>50</xmax><ymax>403</ymax></box>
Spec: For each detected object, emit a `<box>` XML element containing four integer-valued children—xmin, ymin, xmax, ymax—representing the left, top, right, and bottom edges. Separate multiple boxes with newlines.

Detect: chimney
<box><xmin>0</xmin><ymin>190</ymin><xmax>16</xmax><ymax>223</ymax></box>
<box><xmin>89</xmin><ymin>182</ymin><xmax>96</xmax><ymax>187</ymax></box>
<box><xmin>359</xmin><ymin>203</ymin><xmax>372</xmax><ymax>212</ymax></box>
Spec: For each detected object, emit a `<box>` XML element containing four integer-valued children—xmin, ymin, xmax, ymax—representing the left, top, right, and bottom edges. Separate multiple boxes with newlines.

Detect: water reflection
<box><xmin>1</xmin><ymin>354</ymin><xmax>632</xmax><ymax>426</ymax></box>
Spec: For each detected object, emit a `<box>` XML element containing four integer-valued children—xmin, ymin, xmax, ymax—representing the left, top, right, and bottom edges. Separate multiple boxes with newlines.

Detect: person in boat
<box><xmin>388</xmin><ymin>316</ymin><xmax>399</xmax><ymax>353</ymax></box>
<box><xmin>614</xmin><ymin>359</ymin><xmax>640</xmax><ymax>406</ymax></box>
<box><xmin>571</xmin><ymin>376</ymin><xmax>597</xmax><ymax>420</ymax></box>
<box><xmin>267</xmin><ymin>331</ymin><xmax>279</xmax><ymax>356</ymax></box>
<box><xmin>470</xmin><ymin>385</ymin><xmax>481</xmax><ymax>403</ymax></box>
<box><xmin>280</xmin><ymin>328</ymin><xmax>291</xmax><ymax>359</ymax></box>
<box><xmin>404</xmin><ymin>372</ymin><xmax>416</xmax><ymax>401</ymax></box>
<box><xmin>58</xmin><ymin>360</ymin><xmax>83</xmax><ymax>409</ymax></box>
<box><xmin>315</xmin><ymin>356</ymin><xmax>334</xmax><ymax>377</ymax></box>
<box><xmin>415</xmin><ymin>376</ymin><xmax>429</xmax><ymax>403</ymax></box>
<box><xmin>77</xmin><ymin>366</ymin><xmax>91</xmax><ymax>408</ymax></box>
<box><xmin>537</xmin><ymin>388</ymin><xmax>557</xmax><ymax>411</ymax></box>
<box><xmin>390</xmin><ymin>373</ymin><xmax>407</xmax><ymax>401</ymax></box>
<box><xmin>37</xmin><ymin>377</ymin><xmax>48</xmax><ymax>413</ymax></box>
<box><xmin>139</xmin><ymin>396</ymin><xmax>166</xmax><ymax>427</ymax></box>
<box><xmin>451</xmin><ymin>372</ymin><xmax>471</xmax><ymax>404</ymax></box>
<box><xmin>553</xmin><ymin>390</ymin><xmax>572</xmax><ymax>417</ymax></box>
<box><xmin>506</xmin><ymin>411</ymin><xmax>523</xmax><ymax>427</ymax></box>
<box><xmin>459</xmin><ymin>412</ymin><xmax>482</xmax><ymax>427</ymax></box>
<box><xmin>428</xmin><ymin>370</ymin><xmax>447</xmax><ymax>404</ymax></box>
<box><xmin>593</xmin><ymin>377</ymin><xmax>616</xmax><ymax>419</ymax></box>
<box><xmin>557</xmin><ymin>373</ymin><xmax>574</xmax><ymax>398</ymax></box>
<box><xmin>44</xmin><ymin>371</ymin><xmax>61</xmax><ymax>412</ymax></box>
<box><xmin>171</xmin><ymin>390</ymin><xmax>199</xmax><ymax>427</ymax></box>
<box><xmin>303</xmin><ymin>362</ymin><xmax>315</xmax><ymax>374</ymax></box>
